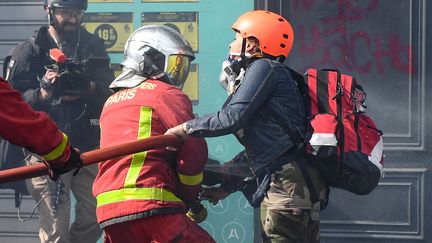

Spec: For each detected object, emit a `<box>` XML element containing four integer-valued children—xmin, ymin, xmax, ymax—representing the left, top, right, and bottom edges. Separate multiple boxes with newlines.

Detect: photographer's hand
<box><xmin>39</xmin><ymin>69</ymin><xmax>58</xmax><ymax>101</ymax></box>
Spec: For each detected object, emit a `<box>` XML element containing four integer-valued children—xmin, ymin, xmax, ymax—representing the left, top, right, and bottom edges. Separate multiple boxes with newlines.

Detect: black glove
<box><xmin>186</xmin><ymin>201</ymin><xmax>207</xmax><ymax>223</ymax></box>
<box><xmin>38</xmin><ymin>75</ymin><xmax>55</xmax><ymax>92</ymax></box>
<box><xmin>43</xmin><ymin>148</ymin><xmax>83</xmax><ymax>181</ymax></box>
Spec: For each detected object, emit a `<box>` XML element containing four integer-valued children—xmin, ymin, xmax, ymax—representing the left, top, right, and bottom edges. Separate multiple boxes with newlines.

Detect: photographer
<box><xmin>6</xmin><ymin>0</ymin><xmax>114</xmax><ymax>242</ymax></box>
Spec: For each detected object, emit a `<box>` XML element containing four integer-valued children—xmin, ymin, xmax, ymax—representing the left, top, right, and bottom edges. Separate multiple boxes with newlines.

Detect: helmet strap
<box><xmin>237</xmin><ymin>38</ymin><xmax>250</xmax><ymax>72</ymax></box>
<box><xmin>240</xmin><ymin>38</ymin><xmax>246</xmax><ymax>60</ymax></box>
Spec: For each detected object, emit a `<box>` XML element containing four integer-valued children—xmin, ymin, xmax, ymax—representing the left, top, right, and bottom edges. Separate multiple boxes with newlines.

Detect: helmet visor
<box><xmin>166</xmin><ymin>54</ymin><xmax>191</xmax><ymax>87</ymax></box>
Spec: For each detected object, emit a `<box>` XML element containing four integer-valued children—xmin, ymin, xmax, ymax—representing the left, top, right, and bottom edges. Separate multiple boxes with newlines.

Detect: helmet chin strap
<box><xmin>236</xmin><ymin>38</ymin><xmax>249</xmax><ymax>72</ymax></box>
<box><xmin>240</xmin><ymin>38</ymin><xmax>246</xmax><ymax>60</ymax></box>
<box><xmin>234</xmin><ymin>38</ymin><xmax>251</xmax><ymax>73</ymax></box>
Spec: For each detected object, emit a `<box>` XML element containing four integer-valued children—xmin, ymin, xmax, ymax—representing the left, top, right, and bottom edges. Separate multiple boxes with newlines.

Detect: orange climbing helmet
<box><xmin>232</xmin><ymin>10</ymin><xmax>294</xmax><ymax>58</ymax></box>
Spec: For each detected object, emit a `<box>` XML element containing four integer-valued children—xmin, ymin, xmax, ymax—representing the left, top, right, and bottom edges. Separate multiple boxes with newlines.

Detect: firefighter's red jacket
<box><xmin>0</xmin><ymin>78</ymin><xmax>69</xmax><ymax>160</ymax></box>
<box><xmin>93</xmin><ymin>79</ymin><xmax>207</xmax><ymax>225</ymax></box>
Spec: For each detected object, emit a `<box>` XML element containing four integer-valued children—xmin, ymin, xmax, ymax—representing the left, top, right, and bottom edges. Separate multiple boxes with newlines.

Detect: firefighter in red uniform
<box><xmin>0</xmin><ymin>77</ymin><xmax>81</xmax><ymax>178</ymax></box>
<box><xmin>92</xmin><ymin>25</ymin><xmax>215</xmax><ymax>243</ymax></box>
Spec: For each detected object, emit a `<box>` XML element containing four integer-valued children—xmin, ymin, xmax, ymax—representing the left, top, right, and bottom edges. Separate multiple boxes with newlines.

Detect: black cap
<box><xmin>45</xmin><ymin>0</ymin><xmax>87</xmax><ymax>10</ymax></box>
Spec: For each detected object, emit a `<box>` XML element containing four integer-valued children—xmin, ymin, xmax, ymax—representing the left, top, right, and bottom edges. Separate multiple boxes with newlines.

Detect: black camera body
<box><xmin>54</xmin><ymin>59</ymin><xmax>89</xmax><ymax>96</ymax></box>
<box><xmin>45</xmin><ymin>48</ymin><xmax>109</xmax><ymax>97</ymax></box>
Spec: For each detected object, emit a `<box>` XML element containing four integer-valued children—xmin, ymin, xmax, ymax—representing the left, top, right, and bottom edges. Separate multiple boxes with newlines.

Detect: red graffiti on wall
<box><xmin>291</xmin><ymin>0</ymin><xmax>413</xmax><ymax>74</ymax></box>
<box><xmin>292</xmin><ymin>0</ymin><xmax>379</xmax><ymax>18</ymax></box>
<box><xmin>292</xmin><ymin>0</ymin><xmax>315</xmax><ymax>10</ymax></box>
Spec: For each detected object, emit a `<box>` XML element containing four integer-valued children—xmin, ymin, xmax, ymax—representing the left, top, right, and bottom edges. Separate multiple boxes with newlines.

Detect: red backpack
<box><xmin>276</xmin><ymin>68</ymin><xmax>383</xmax><ymax>196</ymax></box>
<box><xmin>300</xmin><ymin>68</ymin><xmax>384</xmax><ymax>195</ymax></box>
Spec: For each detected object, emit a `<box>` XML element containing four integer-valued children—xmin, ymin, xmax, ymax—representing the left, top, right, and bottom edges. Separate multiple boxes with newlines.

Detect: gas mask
<box><xmin>218</xmin><ymin>56</ymin><xmax>247</xmax><ymax>95</ymax></box>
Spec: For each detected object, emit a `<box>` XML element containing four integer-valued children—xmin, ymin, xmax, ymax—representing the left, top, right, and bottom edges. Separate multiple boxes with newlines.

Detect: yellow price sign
<box><xmin>82</xmin><ymin>12</ymin><xmax>133</xmax><ymax>53</ymax></box>
<box><xmin>89</xmin><ymin>0</ymin><xmax>132</xmax><ymax>2</ymax></box>
<box><xmin>142</xmin><ymin>0</ymin><xmax>197</xmax><ymax>2</ymax></box>
<box><xmin>141</xmin><ymin>12</ymin><xmax>198</xmax><ymax>52</ymax></box>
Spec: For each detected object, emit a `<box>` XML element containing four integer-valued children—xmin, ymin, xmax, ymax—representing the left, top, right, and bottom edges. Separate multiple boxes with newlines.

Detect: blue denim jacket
<box><xmin>186</xmin><ymin>58</ymin><xmax>306</xmax><ymax>168</ymax></box>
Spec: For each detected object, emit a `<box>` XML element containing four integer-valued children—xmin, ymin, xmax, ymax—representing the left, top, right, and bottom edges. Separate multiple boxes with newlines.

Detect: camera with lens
<box><xmin>44</xmin><ymin>48</ymin><xmax>109</xmax><ymax>97</ymax></box>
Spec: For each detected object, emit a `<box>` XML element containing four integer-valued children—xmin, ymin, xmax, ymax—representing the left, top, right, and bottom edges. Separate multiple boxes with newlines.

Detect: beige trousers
<box><xmin>25</xmin><ymin>155</ymin><xmax>102</xmax><ymax>243</ymax></box>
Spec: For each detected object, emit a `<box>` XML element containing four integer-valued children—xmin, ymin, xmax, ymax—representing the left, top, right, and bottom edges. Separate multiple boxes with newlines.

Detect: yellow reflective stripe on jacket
<box><xmin>42</xmin><ymin>133</ymin><xmax>68</xmax><ymax>161</ymax></box>
<box><xmin>96</xmin><ymin>187</ymin><xmax>182</xmax><ymax>207</ymax></box>
<box><xmin>124</xmin><ymin>107</ymin><xmax>152</xmax><ymax>188</ymax></box>
<box><xmin>177</xmin><ymin>172</ymin><xmax>203</xmax><ymax>186</ymax></box>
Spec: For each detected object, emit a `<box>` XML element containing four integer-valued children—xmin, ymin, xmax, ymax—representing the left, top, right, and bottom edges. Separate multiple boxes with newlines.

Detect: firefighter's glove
<box><xmin>43</xmin><ymin>147</ymin><xmax>83</xmax><ymax>181</ymax></box>
<box><xmin>186</xmin><ymin>202</ymin><xmax>208</xmax><ymax>224</ymax></box>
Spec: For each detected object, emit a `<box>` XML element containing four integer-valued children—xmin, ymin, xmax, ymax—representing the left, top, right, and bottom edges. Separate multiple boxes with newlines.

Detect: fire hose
<box><xmin>0</xmin><ymin>134</ymin><xmax>208</xmax><ymax>222</ymax></box>
<box><xmin>0</xmin><ymin>135</ymin><xmax>181</xmax><ymax>184</ymax></box>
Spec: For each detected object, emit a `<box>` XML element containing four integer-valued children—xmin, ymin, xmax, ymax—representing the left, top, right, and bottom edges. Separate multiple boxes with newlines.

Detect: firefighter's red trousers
<box><xmin>103</xmin><ymin>213</ymin><xmax>215</xmax><ymax>243</ymax></box>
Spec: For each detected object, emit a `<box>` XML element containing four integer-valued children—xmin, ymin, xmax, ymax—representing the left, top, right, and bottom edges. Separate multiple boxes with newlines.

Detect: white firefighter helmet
<box><xmin>110</xmin><ymin>25</ymin><xmax>195</xmax><ymax>89</ymax></box>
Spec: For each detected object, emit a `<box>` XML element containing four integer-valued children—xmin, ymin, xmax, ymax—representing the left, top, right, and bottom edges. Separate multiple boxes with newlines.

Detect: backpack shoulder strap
<box><xmin>3</xmin><ymin>55</ymin><xmax>12</xmax><ymax>79</ymax></box>
<box><xmin>276</xmin><ymin>65</ymin><xmax>309</xmax><ymax>147</ymax></box>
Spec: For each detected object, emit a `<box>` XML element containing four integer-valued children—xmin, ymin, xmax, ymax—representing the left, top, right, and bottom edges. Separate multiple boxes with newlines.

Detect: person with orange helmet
<box><xmin>166</xmin><ymin>10</ymin><xmax>328</xmax><ymax>242</ymax></box>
